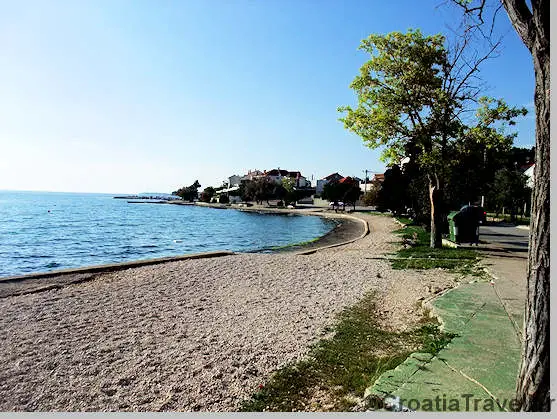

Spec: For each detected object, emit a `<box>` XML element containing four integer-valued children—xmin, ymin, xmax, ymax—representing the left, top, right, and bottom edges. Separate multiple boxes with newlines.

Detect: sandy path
<box><xmin>0</xmin><ymin>214</ymin><xmax>458</xmax><ymax>411</ymax></box>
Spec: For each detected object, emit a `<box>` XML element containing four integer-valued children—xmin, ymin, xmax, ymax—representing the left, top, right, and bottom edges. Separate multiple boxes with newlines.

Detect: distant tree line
<box><xmin>234</xmin><ymin>177</ymin><xmax>314</xmax><ymax>206</ymax></box>
<box><xmin>173</xmin><ymin>177</ymin><xmax>315</xmax><ymax>206</ymax></box>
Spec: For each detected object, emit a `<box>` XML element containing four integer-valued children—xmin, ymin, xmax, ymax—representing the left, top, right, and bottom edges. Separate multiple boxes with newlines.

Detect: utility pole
<box><xmin>363</xmin><ymin>169</ymin><xmax>373</xmax><ymax>193</ymax></box>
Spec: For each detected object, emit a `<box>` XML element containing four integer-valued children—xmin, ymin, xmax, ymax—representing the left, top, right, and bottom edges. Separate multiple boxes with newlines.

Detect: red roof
<box><xmin>324</xmin><ymin>172</ymin><xmax>343</xmax><ymax>181</ymax></box>
<box><xmin>339</xmin><ymin>176</ymin><xmax>357</xmax><ymax>184</ymax></box>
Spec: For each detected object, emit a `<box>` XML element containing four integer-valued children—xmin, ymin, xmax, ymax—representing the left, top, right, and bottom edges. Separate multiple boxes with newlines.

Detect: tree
<box><xmin>361</xmin><ymin>189</ymin><xmax>378</xmax><ymax>207</ymax></box>
<box><xmin>339</xmin><ymin>30</ymin><xmax>525</xmax><ymax>247</ymax></box>
<box><xmin>322</xmin><ymin>181</ymin><xmax>344</xmax><ymax>210</ymax></box>
<box><xmin>322</xmin><ymin>178</ymin><xmax>361</xmax><ymax>211</ymax></box>
<box><xmin>490</xmin><ymin>168</ymin><xmax>530</xmax><ymax>219</ymax></box>
<box><xmin>447</xmin><ymin>98</ymin><xmax>527</xmax><ymax>209</ymax></box>
<box><xmin>453</xmin><ymin>1</ymin><xmax>549</xmax><ymax>411</ymax></box>
<box><xmin>200</xmin><ymin>186</ymin><xmax>216</xmax><ymax>203</ymax></box>
<box><xmin>281</xmin><ymin>177</ymin><xmax>297</xmax><ymax>206</ymax></box>
<box><xmin>173</xmin><ymin>180</ymin><xmax>201</xmax><ymax>202</ymax></box>
<box><xmin>241</xmin><ymin>177</ymin><xmax>275</xmax><ymax>204</ymax></box>
<box><xmin>376</xmin><ymin>165</ymin><xmax>407</xmax><ymax>215</ymax></box>
<box><xmin>342</xmin><ymin>181</ymin><xmax>362</xmax><ymax>211</ymax></box>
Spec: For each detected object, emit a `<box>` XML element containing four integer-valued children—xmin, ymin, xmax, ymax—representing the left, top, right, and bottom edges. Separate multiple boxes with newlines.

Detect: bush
<box><xmin>361</xmin><ymin>190</ymin><xmax>378</xmax><ymax>206</ymax></box>
<box><xmin>219</xmin><ymin>194</ymin><xmax>230</xmax><ymax>204</ymax></box>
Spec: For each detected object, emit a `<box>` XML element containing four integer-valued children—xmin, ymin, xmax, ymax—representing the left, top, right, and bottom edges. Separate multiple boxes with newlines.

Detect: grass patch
<box><xmin>395</xmin><ymin>216</ymin><xmax>413</xmax><ymax>225</ymax></box>
<box><xmin>268</xmin><ymin>236</ymin><xmax>321</xmax><ymax>251</ymax></box>
<box><xmin>391</xmin><ymin>218</ymin><xmax>481</xmax><ymax>273</ymax></box>
<box><xmin>239</xmin><ymin>293</ymin><xmax>456</xmax><ymax>412</ymax></box>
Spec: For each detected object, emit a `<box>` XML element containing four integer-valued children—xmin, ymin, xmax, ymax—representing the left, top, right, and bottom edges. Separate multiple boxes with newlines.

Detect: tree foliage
<box><xmin>200</xmin><ymin>186</ymin><xmax>216</xmax><ymax>203</ymax></box>
<box><xmin>322</xmin><ymin>179</ymin><xmax>361</xmax><ymax>210</ymax></box>
<box><xmin>376</xmin><ymin>165</ymin><xmax>406</xmax><ymax>215</ymax></box>
<box><xmin>173</xmin><ymin>180</ymin><xmax>201</xmax><ymax>202</ymax></box>
<box><xmin>240</xmin><ymin>177</ymin><xmax>275</xmax><ymax>204</ymax></box>
<box><xmin>339</xmin><ymin>29</ymin><xmax>526</xmax><ymax>246</ymax></box>
<box><xmin>488</xmin><ymin>168</ymin><xmax>530</xmax><ymax>220</ymax></box>
<box><xmin>361</xmin><ymin>189</ymin><xmax>378</xmax><ymax>207</ymax></box>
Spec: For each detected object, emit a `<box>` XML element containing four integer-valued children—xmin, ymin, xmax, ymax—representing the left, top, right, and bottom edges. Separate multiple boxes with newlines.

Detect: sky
<box><xmin>0</xmin><ymin>0</ymin><xmax>535</xmax><ymax>194</ymax></box>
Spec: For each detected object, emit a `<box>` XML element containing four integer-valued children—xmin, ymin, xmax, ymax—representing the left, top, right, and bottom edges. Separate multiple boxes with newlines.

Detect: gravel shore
<box><xmin>0</xmin><ymin>213</ymin><xmax>458</xmax><ymax>411</ymax></box>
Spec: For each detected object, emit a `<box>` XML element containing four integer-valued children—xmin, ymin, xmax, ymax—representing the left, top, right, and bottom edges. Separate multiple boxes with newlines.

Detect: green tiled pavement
<box><xmin>366</xmin><ymin>283</ymin><xmax>522</xmax><ymax>412</ymax></box>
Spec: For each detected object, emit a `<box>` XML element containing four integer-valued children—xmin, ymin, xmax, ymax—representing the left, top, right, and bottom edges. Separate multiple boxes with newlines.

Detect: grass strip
<box><xmin>391</xmin><ymin>218</ymin><xmax>484</xmax><ymax>276</ymax></box>
<box><xmin>239</xmin><ymin>293</ymin><xmax>456</xmax><ymax>412</ymax></box>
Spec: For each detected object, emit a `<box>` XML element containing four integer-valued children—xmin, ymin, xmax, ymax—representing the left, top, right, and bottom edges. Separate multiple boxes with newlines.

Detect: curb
<box><xmin>0</xmin><ymin>251</ymin><xmax>236</xmax><ymax>283</ymax></box>
<box><xmin>295</xmin><ymin>214</ymin><xmax>370</xmax><ymax>255</ymax></box>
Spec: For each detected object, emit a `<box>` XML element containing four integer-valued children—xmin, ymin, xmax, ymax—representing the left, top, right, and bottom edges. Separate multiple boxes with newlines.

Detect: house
<box><xmin>360</xmin><ymin>173</ymin><xmax>385</xmax><ymax>193</ymax></box>
<box><xmin>213</xmin><ymin>185</ymin><xmax>242</xmax><ymax>204</ymax></box>
<box><xmin>240</xmin><ymin>169</ymin><xmax>264</xmax><ymax>183</ymax></box>
<box><xmin>263</xmin><ymin>168</ymin><xmax>309</xmax><ymax>188</ymax></box>
<box><xmin>228</xmin><ymin>175</ymin><xmax>242</xmax><ymax>187</ymax></box>
<box><xmin>316</xmin><ymin>172</ymin><xmax>344</xmax><ymax>195</ymax></box>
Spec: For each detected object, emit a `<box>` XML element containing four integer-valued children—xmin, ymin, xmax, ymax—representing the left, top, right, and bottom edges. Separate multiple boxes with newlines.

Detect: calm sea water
<box><xmin>0</xmin><ymin>191</ymin><xmax>336</xmax><ymax>278</ymax></box>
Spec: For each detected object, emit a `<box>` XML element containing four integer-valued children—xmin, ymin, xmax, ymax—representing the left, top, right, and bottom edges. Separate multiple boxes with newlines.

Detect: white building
<box><xmin>316</xmin><ymin>172</ymin><xmax>343</xmax><ymax>195</ymax></box>
<box><xmin>228</xmin><ymin>175</ymin><xmax>242</xmax><ymax>187</ymax></box>
<box><xmin>263</xmin><ymin>169</ymin><xmax>309</xmax><ymax>188</ymax></box>
<box><xmin>524</xmin><ymin>164</ymin><xmax>535</xmax><ymax>189</ymax></box>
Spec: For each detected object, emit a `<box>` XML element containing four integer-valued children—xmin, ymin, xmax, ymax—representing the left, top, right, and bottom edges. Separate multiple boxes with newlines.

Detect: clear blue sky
<box><xmin>0</xmin><ymin>0</ymin><xmax>535</xmax><ymax>194</ymax></box>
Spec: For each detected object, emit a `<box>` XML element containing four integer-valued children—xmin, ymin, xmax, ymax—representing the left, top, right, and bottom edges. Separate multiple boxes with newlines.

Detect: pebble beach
<box><xmin>0</xmin><ymin>213</ymin><xmax>458</xmax><ymax>411</ymax></box>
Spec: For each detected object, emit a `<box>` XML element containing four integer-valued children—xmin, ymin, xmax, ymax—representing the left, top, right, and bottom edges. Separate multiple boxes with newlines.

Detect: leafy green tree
<box><xmin>339</xmin><ymin>30</ymin><xmax>525</xmax><ymax>247</ymax></box>
<box><xmin>173</xmin><ymin>180</ymin><xmax>201</xmax><ymax>202</ymax></box>
<box><xmin>200</xmin><ymin>186</ymin><xmax>216</xmax><ymax>203</ymax></box>
<box><xmin>489</xmin><ymin>168</ymin><xmax>530</xmax><ymax>221</ymax></box>
<box><xmin>321</xmin><ymin>181</ymin><xmax>344</xmax><ymax>207</ymax></box>
<box><xmin>322</xmin><ymin>178</ymin><xmax>361</xmax><ymax>211</ymax></box>
<box><xmin>376</xmin><ymin>165</ymin><xmax>406</xmax><ymax>215</ymax></box>
<box><xmin>342</xmin><ymin>182</ymin><xmax>362</xmax><ymax>210</ymax></box>
<box><xmin>281</xmin><ymin>177</ymin><xmax>297</xmax><ymax>206</ymax></box>
<box><xmin>241</xmin><ymin>177</ymin><xmax>275</xmax><ymax>204</ymax></box>
<box><xmin>361</xmin><ymin>189</ymin><xmax>378</xmax><ymax>207</ymax></box>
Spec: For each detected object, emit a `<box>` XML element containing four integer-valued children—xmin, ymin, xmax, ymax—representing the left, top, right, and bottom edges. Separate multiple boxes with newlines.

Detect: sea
<box><xmin>0</xmin><ymin>191</ymin><xmax>337</xmax><ymax>278</ymax></box>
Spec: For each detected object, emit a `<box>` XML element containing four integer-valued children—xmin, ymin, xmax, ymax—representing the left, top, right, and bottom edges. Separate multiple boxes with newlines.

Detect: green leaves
<box><xmin>339</xmin><ymin>30</ymin><xmax>451</xmax><ymax>166</ymax></box>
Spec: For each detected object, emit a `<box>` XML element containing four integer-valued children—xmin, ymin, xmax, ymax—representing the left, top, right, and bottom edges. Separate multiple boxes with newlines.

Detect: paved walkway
<box><xmin>365</xmin><ymin>230</ymin><xmax>528</xmax><ymax>412</ymax></box>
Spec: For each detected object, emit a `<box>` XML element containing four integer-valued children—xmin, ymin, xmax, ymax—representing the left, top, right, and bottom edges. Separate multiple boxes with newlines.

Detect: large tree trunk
<box><xmin>515</xmin><ymin>47</ymin><xmax>550</xmax><ymax>412</ymax></box>
<box><xmin>500</xmin><ymin>0</ymin><xmax>551</xmax><ymax>411</ymax></box>
<box><xmin>428</xmin><ymin>175</ymin><xmax>443</xmax><ymax>248</ymax></box>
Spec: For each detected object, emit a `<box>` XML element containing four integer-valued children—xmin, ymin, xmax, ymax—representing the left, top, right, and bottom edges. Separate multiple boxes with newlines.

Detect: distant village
<box><xmin>116</xmin><ymin>158</ymin><xmax>536</xmax><ymax>214</ymax></box>
<box><xmin>214</xmin><ymin>168</ymin><xmax>384</xmax><ymax>205</ymax></box>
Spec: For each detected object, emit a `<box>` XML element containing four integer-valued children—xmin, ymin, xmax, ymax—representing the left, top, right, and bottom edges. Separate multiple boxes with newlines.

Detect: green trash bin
<box><xmin>448</xmin><ymin>208</ymin><xmax>480</xmax><ymax>244</ymax></box>
<box><xmin>448</xmin><ymin>211</ymin><xmax>459</xmax><ymax>242</ymax></box>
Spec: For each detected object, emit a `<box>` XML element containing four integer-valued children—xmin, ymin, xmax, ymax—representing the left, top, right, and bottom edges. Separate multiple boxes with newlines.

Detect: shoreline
<box><xmin>0</xmin><ymin>210</ymin><xmax>366</xmax><ymax>298</ymax></box>
<box><xmin>0</xmin><ymin>213</ymin><xmax>460</xmax><ymax>412</ymax></box>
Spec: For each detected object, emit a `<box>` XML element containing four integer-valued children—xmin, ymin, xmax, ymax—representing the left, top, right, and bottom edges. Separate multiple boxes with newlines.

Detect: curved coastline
<box><xmin>0</xmin><ymin>206</ymin><xmax>367</xmax><ymax>298</ymax></box>
<box><xmin>191</xmin><ymin>201</ymin><xmax>368</xmax><ymax>252</ymax></box>
<box><xmin>0</xmin><ymin>213</ymin><xmax>461</xmax><ymax>412</ymax></box>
